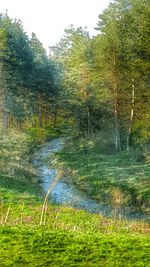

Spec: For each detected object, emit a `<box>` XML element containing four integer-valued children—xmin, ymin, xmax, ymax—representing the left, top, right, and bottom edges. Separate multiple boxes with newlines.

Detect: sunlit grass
<box><xmin>1</xmin><ymin>226</ymin><xmax>149</xmax><ymax>267</ymax></box>
<box><xmin>0</xmin><ymin>199</ymin><xmax>150</xmax><ymax>235</ymax></box>
<box><xmin>0</xmin><ymin>174</ymin><xmax>149</xmax><ymax>266</ymax></box>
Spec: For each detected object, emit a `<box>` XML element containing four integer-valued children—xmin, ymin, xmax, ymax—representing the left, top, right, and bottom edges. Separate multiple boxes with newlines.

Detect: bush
<box><xmin>0</xmin><ymin>128</ymin><xmax>36</xmax><ymax>182</ymax></box>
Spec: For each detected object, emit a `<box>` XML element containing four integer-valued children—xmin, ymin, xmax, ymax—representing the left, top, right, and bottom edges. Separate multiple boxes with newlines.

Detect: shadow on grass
<box><xmin>0</xmin><ymin>173</ymin><xmax>42</xmax><ymax>203</ymax></box>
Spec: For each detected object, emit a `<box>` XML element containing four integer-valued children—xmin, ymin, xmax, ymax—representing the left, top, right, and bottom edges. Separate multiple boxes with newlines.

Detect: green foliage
<box><xmin>49</xmin><ymin>0</ymin><xmax>150</xmax><ymax>147</ymax></box>
<box><xmin>27</xmin><ymin>127</ymin><xmax>52</xmax><ymax>148</ymax></box>
<box><xmin>50</xmin><ymin>26</ymin><xmax>96</xmax><ymax>137</ymax></box>
<box><xmin>0</xmin><ymin>128</ymin><xmax>36</xmax><ymax>178</ymax></box>
<box><xmin>93</xmin><ymin>0</ymin><xmax>150</xmax><ymax>149</ymax></box>
<box><xmin>0</xmin><ymin>12</ymin><xmax>59</xmax><ymax>133</ymax></box>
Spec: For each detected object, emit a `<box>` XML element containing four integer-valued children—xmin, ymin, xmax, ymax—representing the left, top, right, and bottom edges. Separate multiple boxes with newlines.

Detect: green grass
<box><xmin>1</xmin><ymin>178</ymin><xmax>149</xmax><ymax>267</ymax></box>
<box><xmin>0</xmin><ymin>184</ymin><xmax>150</xmax><ymax>266</ymax></box>
<box><xmin>0</xmin><ymin>135</ymin><xmax>150</xmax><ymax>266</ymax></box>
<box><xmin>0</xmin><ymin>170</ymin><xmax>149</xmax><ymax>236</ymax></box>
<box><xmin>0</xmin><ymin>227</ymin><xmax>149</xmax><ymax>267</ymax></box>
<box><xmin>56</xmin><ymin>138</ymin><xmax>150</xmax><ymax>211</ymax></box>
<box><xmin>0</xmin><ymin>180</ymin><xmax>150</xmax><ymax>267</ymax></box>
<box><xmin>0</xmin><ymin>173</ymin><xmax>41</xmax><ymax>196</ymax></box>
<box><xmin>1</xmin><ymin>198</ymin><xmax>149</xmax><ymax>233</ymax></box>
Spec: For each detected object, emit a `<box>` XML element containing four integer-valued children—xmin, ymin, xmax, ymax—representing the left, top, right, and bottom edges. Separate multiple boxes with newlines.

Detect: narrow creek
<box><xmin>34</xmin><ymin>138</ymin><xmax>149</xmax><ymax>221</ymax></box>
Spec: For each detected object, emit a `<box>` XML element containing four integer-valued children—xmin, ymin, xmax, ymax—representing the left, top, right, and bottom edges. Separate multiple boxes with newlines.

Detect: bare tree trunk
<box><xmin>114</xmin><ymin>98</ymin><xmax>121</xmax><ymax>151</ymax></box>
<box><xmin>127</xmin><ymin>78</ymin><xmax>135</xmax><ymax>151</ymax></box>
<box><xmin>112</xmin><ymin>58</ymin><xmax>121</xmax><ymax>151</ymax></box>
<box><xmin>113</xmin><ymin>81</ymin><xmax>121</xmax><ymax>152</ymax></box>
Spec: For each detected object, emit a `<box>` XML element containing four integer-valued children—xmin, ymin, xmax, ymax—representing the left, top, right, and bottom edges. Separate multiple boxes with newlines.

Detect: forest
<box><xmin>0</xmin><ymin>0</ymin><xmax>150</xmax><ymax>266</ymax></box>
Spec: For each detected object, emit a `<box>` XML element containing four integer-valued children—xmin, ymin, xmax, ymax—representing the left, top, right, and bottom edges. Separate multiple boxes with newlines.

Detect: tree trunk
<box><xmin>113</xmin><ymin>73</ymin><xmax>121</xmax><ymax>152</ymax></box>
<box><xmin>114</xmin><ymin>99</ymin><xmax>121</xmax><ymax>151</ymax></box>
<box><xmin>127</xmin><ymin>78</ymin><xmax>135</xmax><ymax>151</ymax></box>
<box><xmin>112</xmin><ymin>58</ymin><xmax>121</xmax><ymax>151</ymax></box>
<box><xmin>114</xmin><ymin>82</ymin><xmax>121</xmax><ymax>152</ymax></box>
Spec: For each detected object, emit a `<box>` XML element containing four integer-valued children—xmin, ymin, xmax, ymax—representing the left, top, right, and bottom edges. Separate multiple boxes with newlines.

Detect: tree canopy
<box><xmin>0</xmin><ymin>0</ymin><xmax>150</xmax><ymax>150</ymax></box>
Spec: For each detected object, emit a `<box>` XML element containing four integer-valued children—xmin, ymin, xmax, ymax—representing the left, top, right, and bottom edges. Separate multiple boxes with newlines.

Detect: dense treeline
<box><xmin>0</xmin><ymin>13</ymin><xmax>59</xmax><ymax>136</ymax></box>
<box><xmin>0</xmin><ymin>13</ymin><xmax>60</xmax><ymax>180</ymax></box>
<box><xmin>0</xmin><ymin>0</ymin><xmax>150</xmax><ymax>152</ymax></box>
<box><xmin>50</xmin><ymin>0</ymin><xmax>150</xmax><ymax>152</ymax></box>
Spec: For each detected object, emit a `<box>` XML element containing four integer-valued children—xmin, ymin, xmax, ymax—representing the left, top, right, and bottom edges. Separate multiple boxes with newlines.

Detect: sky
<box><xmin>1</xmin><ymin>0</ymin><xmax>111</xmax><ymax>52</ymax></box>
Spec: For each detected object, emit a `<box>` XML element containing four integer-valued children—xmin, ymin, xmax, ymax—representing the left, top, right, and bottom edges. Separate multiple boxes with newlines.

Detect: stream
<box><xmin>34</xmin><ymin>138</ymin><xmax>149</xmax><ymax>221</ymax></box>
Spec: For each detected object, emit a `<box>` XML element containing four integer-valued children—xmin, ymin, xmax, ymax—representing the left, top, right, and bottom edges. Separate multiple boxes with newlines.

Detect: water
<box><xmin>34</xmin><ymin>138</ymin><xmax>149</xmax><ymax>221</ymax></box>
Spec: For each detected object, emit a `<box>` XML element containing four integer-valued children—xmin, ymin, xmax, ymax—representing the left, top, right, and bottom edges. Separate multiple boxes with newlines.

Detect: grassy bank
<box><xmin>1</xmin><ymin>189</ymin><xmax>149</xmax><ymax>234</ymax></box>
<box><xmin>0</xmin><ymin>135</ymin><xmax>150</xmax><ymax>266</ymax></box>
<box><xmin>0</xmin><ymin>185</ymin><xmax>150</xmax><ymax>266</ymax></box>
<box><xmin>1</xmin><ymin>165</ymin><xmax>150</xmax><ymax>266</ymax></box>
<box><xmin>56</xmin><ymin>137</ymin><xmax>150</xmax><ymax>212</ymax></box>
